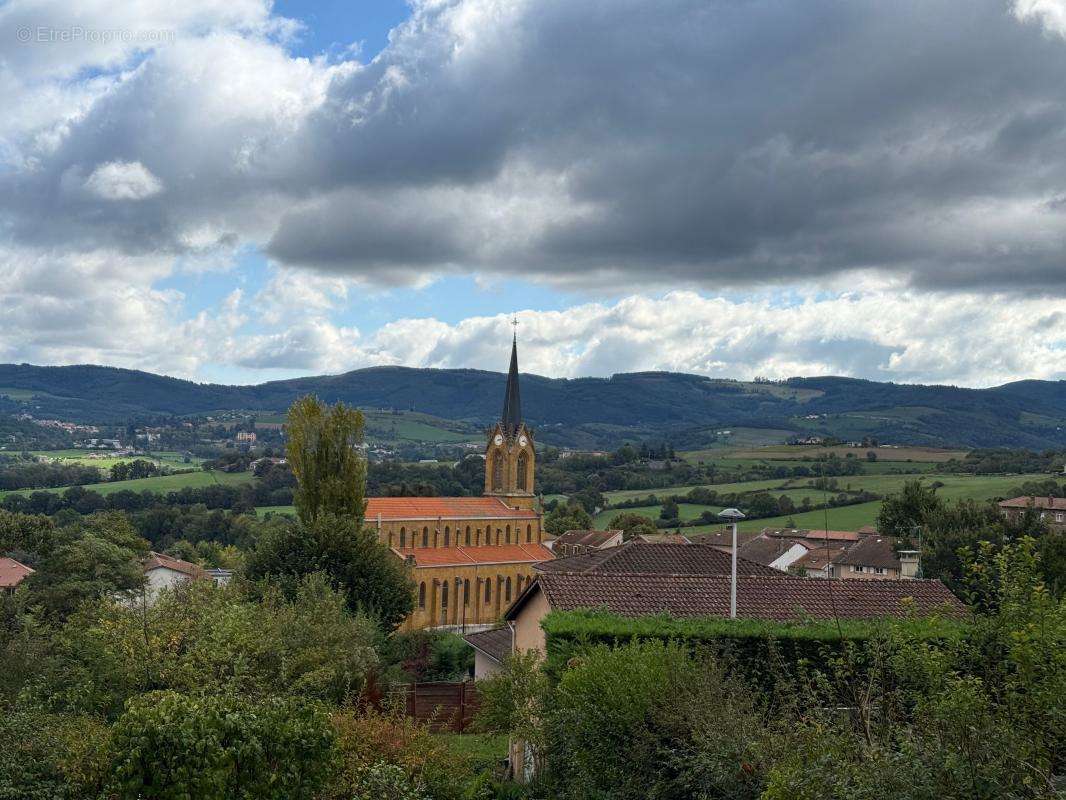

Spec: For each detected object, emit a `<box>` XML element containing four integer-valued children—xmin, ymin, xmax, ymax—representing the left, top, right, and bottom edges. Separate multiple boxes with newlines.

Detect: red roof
<box><xmin>999</xmin><ymin>496</ymin><xmax>1066</xmax><ymax>511</ymax></box>
<box><xmin>144</xmin><ymin>551</ymin><xmax>204</xmax><ymax>579</ymax></box>
<box><xmin>508</xmin><ymin>572</ymin><xmax>966</xmax><ymax>622</ymax></box>
<box><xmin>0</xmin><ymin>557</ymin><xmax>33</xmax><ymax>589</ymax></box>
<box><xmin>366</xmin><ymin>496</ymin><xmax>537</xmax><ymax>521</ymax></box>
<box><xmin>397</xmin><ymin>543</ymin><xmax>554</xmax><ymax>568</ymax></box>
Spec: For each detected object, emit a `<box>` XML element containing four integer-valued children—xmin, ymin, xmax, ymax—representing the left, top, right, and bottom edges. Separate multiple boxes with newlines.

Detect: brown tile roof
<box><xmin>802</xmin><ymin>530</ymin><xmax>862</xmax><ymax>542</ymax></box>
<box><xmin>534</xmin><ymin>542</ymin><xmax>781</xmax><ymax>577</ymax></box>
<box><xmin>144</xmin><ymin>551</ymin><xmax>204</xmax><ymax>579</ymax></box>
<box><xmin>397</xmin><ymin>543</ymin><xmax>554</xmax><ymax>568</ymax></box>
<box><xmin>686</xmin><ymin>528</ymin><xmax>766</xmax><ymax>549</ymax></box>
<box><xmin>463</xmin><ymin>627</ymin><xmax>512</xmax><ymax>663</ymax></box>
<box><xmin>0</xmin><ymin>557</ymin><xmax>34</xmax><ymax>589</ymax></box>
<box><xmin>998</xmin><ymin>496</ymin><xmax>1066</xmax><ymax>511</ymax></box>
<box><xmin>366</xmin><ymin>497</ymin><xmax>537</xmax><ymax>521</ymax></box>
<box><xmin>737</xmin><ymin>535</ymin><xmax>811</xmax><ymax>567</ymax></box>
<box><xmin>835</xmin><ymin>536</ymin><xmax>901</xmax><ymax>570</ymax></box>
<box><xmin>509</xmin><ymin>572</ymin><xmax>966</xmax><ymax>622</ymax></box>
<box><xmin>553</xmin><ymin>529</ymin><xmax>622</xmax><ymax>548</ymax></box>
<box><xmin>791</xmin><ymin>547</ymin><xmax>847</xmax><ymax>573</ymax></box>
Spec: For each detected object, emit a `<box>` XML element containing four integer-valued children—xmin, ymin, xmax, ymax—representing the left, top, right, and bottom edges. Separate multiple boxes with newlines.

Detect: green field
<box><xmin>0</xmin><ymin>470</ymin><xmax>254</xmax><ymax>499</ymax></box>
<box><xmin>593</xmin><ymin>502</ymin><xmax>723</xmax><ymax>528</ymax></box>
<box><xmin>255</xmin><ymin>505</ymin><xmax>296</xmax><ymax>517</ymax></box>
<box><xmin>595</xmin><ymin>472</ymin><xmax>1044</xmax><ymax>534</ymax></box>
<box><xmin>28</xmin><ymin>449</ymin><xmax>200</xmax><ymax>470</ymax></box>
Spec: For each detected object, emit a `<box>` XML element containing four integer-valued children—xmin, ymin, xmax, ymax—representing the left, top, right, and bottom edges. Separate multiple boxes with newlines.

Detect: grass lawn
<box><xmin>432</xmin><ymin>732</ymin><xmax>508</xmax><ymax>767</ymax></box>
<box><xmin>0</xmin><ymin>469</ymin><xmax>254</xmax><ymax>499</ymax></box>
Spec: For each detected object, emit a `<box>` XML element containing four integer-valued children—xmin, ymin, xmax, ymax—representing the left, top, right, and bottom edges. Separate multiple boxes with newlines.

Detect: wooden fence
<box><xmin>390</xmin><ymin>681</ymin><xmax>481</xmax><ymax>733</ymax></box>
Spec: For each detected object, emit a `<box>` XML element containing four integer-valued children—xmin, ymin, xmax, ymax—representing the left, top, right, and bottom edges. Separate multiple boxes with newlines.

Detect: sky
<box><xmin>0</xmin><ymin>0</ymin><xmax>1065</xmax><ymax>387</ymax></box>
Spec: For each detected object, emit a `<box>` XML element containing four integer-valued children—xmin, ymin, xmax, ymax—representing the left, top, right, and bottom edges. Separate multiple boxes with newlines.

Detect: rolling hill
<box><xmin>0</xmin><ymin>364</ymin><xmax>1064</xmax><ymax>450</ymax></box>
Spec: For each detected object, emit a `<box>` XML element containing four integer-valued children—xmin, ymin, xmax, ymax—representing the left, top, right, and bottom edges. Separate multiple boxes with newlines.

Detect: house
<box><xmin>204</xmin><ymin>567</ymin><xmax>234</xmax><ymax>587</ymax></box>
<box><xmin>998</xmin><ymin>496</ymin><xmax>1066</xmax><ymax>531</ymax></box>
<box><xmin>463</xmin><ymin>627</ymin><xmax>512</xmax><ymax>679</ymax></box>
<box><xmin>736</xmin><ymin>534</ymin><xmax>812</xmax><ymax>572</ymax></box>
<box><xmin>0</xmin><ymin>557</ymin><xmax>33</xmax><ymax>591</ymax></box>
<box><xmin>834</xmin><ymin>536</ymin><xmax>918</xmax><ymax>580</ymax></box>
<box><xmin>142</xmin><ymin>551</ymin><xmax>205</xmax><ymax>603</ymax></box>
<box><xmin>550</xmin><ymin>529</ymin><xmax>623</xmax><ymax>557</ymax></box>
<box><xmin>505</xmin><ymin>571</ymin><xmax>966</xmax><ymax>656</ymax></box>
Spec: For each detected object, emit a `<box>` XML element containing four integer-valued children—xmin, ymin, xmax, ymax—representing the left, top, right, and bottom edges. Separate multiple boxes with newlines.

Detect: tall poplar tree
<box><xmin>286</xmin><ymin>396</ymin><xmax>367</xmax><ymax>525</ymax></box>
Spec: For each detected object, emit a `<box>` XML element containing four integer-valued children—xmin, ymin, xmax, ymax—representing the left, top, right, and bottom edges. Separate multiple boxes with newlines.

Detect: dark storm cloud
<box><xmin>5</xmin><ymin>0</ymin><xmax>1066</xmax><ymax>292</ymax></box>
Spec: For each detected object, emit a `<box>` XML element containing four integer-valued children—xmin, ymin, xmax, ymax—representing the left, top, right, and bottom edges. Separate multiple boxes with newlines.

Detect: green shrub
<box><xmin>109</xmin><ymin>691</ymin><xmax>335</xmax><ymax>800</ymax></box>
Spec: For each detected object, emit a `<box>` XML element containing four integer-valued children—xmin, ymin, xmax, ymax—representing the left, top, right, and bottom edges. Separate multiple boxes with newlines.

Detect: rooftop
<box><xmin>144</xmin><ymin>551</ymin><xmax>203</xmax><ymax>579</ymax></box>
<box><xmin>397</xmin><ymin>543</ymin><xmax>554</xmax><ymax>568</ymax></box>
<box><xmin>835</xmin><ymin>536</ymin><xmax>902</xmax><ymax>570</ymax></box>
<box><xmin>998</xmin><ymin>496</ymin><xmax>1066</xmax><ymax>511</ymax></box>
<box><xmin>553</xmin><ymin>529</ymin><xmax>622</xmax><ymax>548</ymax></box>
<box><xmin>508</xmin><ymin>572</ymin><xmax>966</xmax><ymax>622</ymax></box>
<box><xmin>463</xmin><ymin>627</ymin><xmax>512</xmax><ymax>663</ymax></box>
<box><xmin>0</xmin><ymin>557</ymin><xmax>34</xmax><ymax>589</ymax></box>
<box><xmin>535</xmin><ymin>542</ymin><xmax>781</xmax><ymax>577</ymax></box>
<box><xmin>366</xmin><ymin>496</ymin><xmax>538</xmax><ymax>521</ymax></box>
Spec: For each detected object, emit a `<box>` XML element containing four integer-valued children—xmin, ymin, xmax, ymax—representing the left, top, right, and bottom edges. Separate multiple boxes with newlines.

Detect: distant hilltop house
<box><xmin>0</xmin><ymin>557</ymin><xmax>34</xmax><ymax>592</ymax></box>
<box><xmin>139</xmin><ymin>552</ymin><xmax>232</xmax><ymax>605</ymax></box>
<box><xmin>549</xmin><ymin>529</ymin><xmax>623</xmax><ymax>557</ymax></box>
<box><xmin>998</xmin><ymin>495</ymin><xmax>1066</xmax><ymax>531</ymax></box>
<box><xmin>236</xmin><ymin>431</ymin><xmax>257</xmax><ymax>443</ymax></box>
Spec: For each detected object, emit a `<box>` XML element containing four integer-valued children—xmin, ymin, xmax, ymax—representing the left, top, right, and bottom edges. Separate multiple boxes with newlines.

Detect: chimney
<box><xmin>898</xmin><ymin>550</ymin><xmax>920</xmax><ymax>579</ymax></box>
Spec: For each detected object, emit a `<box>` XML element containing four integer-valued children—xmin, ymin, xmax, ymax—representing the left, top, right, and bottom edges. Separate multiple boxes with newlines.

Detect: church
<box><xmin>367</xmin><ymin>335</ymin><xmax>553</xmax><ymax>631</ymax></box>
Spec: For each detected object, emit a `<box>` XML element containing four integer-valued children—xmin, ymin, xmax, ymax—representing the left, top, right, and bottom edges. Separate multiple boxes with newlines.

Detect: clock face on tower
<box><xmin>518</xmin><ymin>435</ymin><xmax>528</xmax><ymax>447</ymax></box>
<box><xmin>494</xmin><ymin>434</ymin><xmax>504</xmax><ymax>445</ymax></box>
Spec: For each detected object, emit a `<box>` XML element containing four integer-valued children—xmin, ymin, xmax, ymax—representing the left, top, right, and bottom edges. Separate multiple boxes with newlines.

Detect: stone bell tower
<box><xmin>484</xmin><ymin>331</ymin><xmax>535</xmax><ymax>509</ymax></box>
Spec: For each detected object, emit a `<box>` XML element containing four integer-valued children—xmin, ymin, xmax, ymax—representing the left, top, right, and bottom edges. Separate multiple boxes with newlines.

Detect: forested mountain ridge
<box><xmin>0</xmin><ymin>363</ymin><xmax>1063</xmax><ymax>449</ymax></box>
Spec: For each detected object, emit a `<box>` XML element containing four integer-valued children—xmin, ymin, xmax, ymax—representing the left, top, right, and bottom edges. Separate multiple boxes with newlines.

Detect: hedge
<box><xmin>541</xmin><ymin>609</ymin><xmax>969</xmax><ymax>690</ymax></box>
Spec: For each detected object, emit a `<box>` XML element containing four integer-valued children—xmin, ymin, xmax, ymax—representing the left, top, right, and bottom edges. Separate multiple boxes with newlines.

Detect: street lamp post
<box><xmin>718</xmin><ymin>508</ymin><xmax>746</xmax><ymax>619</ymax></box>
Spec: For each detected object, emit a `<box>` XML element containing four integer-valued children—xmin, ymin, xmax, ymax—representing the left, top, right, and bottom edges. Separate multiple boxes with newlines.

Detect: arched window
<box><xmin>441</xmin><ymin>582</ymin><xmax>449</xmax><ymax>609</ymax></box>
<box><xmin>517</xmin><ymin>450</ymin><xmax>529</xmax><ymax>490</ymax></box>
<box><xmin>418</xmin><ymin>582</ymin><xmax>426</xmax><ymax>608</ymax></box>
<box><xmin>526</xmin><ymin>524</ymin><xmax>532</xmax><ymax>543</ymax></box>
<box><xmin>505</xmin><ymin>577</ymin><xmax>512</xmax><ymax>601</ymax></box>
<box><xmin>399</xmin><ymin>527</ymin><xmax>406</xmax><ymax>548</ymax></box>
<box><xmin>463</xmin><ymin>579</ymin><xmax>470</xmax><ymax>606</ymax></box>
<box><xmin>506</xmin><ymin>525</ymin><xmax>511</xmax><ymax>544</ymax></box>
<box><xmin>444</xmin><ymin>526</ymin><xmax>450</xmax><ymax>547</ymax></box>
<box><xmin>388</xmin><ymin>531</ymin><xmax>394</xmax><ymax>548</ymax></box>
<box><xmin>422</xmin><ymin>527</ymin><xmax>429</xmax><ymax>547</ymax></box>
<box><xmin>495</xmin><ymin>528</ymin><xmax>501</xmax><ymax>546</ymax></box>
<box><xmin>484</xmin><ymin>580</ymin><xmax>491</xmax><ymax>603</ymax></box>
<box><xmin>491</xmin><ymin>452</ymin><xmax>504</xmax><ymax>491</ymax></box>
<box><xmin>516</xmin><ymin>576</ymin><xmax>523</xmax><ymax>594</ymax></box>
<box><xmin>465</xmin><ymin>526</ymin><xmax>471</xmax><ymax>546</ymax></box>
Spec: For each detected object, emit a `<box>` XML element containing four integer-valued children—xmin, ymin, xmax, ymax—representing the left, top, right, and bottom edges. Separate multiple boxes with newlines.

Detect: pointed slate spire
<box><xmin>501</xmin><ymin>332</ymin><xmax>522</xmax><ymax>436</ymax></box>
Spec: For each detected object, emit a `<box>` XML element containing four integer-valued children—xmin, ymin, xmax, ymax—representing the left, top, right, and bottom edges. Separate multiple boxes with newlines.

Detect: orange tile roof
<box><xmin>803</xmin><ymin>530</ymin><xmax>862</xmax><ymax>542</ymax></box>
<box><xmin>0</xmin><ymin>557</ymin><xmax>33</xmax><ymax>589</ymax></box>
<box><xmin>397</xmin><ymin>543</ymin><xmax>554</xmax><ymax>568</ymax></box>
<box><xmin>366</xmin><ymin>496</ymin><xmax>537</xmax><ymax>521</ymax></box>
<box><xmin>144</xmin><ymin>551</ymin><xmax>204</xmax><ymax>579</ymax></box>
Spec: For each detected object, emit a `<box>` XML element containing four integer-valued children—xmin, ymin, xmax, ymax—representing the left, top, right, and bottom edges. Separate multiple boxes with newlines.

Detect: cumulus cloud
<box><xmin>1014</xmin><ymin>0</ymin><xmax>1066</xmax><ymax>37</ymax></box>
<box><xmin>1</xmin><ymin>0</ymin><xmax>1066</xmax><ymax>383</ymax></box>
<box><xmin>82</xmin><ymin>160</ymin><xmax>164</xmax><ymax>200</ymax></box>
<box><xmin>207</xmin><ymin>287</ymin><xmax>1066</xmax><ymax>387</ymax></box>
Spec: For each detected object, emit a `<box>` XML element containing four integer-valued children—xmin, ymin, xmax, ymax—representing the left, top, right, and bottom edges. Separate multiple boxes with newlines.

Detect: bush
<box><xmin>109</xmin><ymin>691</ymin><xmax>335</xmax><ymax>800</ymax></box>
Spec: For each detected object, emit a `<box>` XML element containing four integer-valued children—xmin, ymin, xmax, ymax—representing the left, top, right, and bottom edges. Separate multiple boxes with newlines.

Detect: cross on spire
<box><xmin>510</xmin><ymin>314</ymin><xmax>519</xmax><ymax>340</ymax></box>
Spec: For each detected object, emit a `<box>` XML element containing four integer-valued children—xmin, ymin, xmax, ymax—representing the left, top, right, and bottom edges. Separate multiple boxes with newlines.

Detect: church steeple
<box><xmin>501</xmin><ymin>333</ymin><xmax>522</xmax><ymax>436</ymax></box>
<box><xmin>484</xmin><ymin>328</ymin><xmax>535</xmax><ymax>508</ymax></box>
